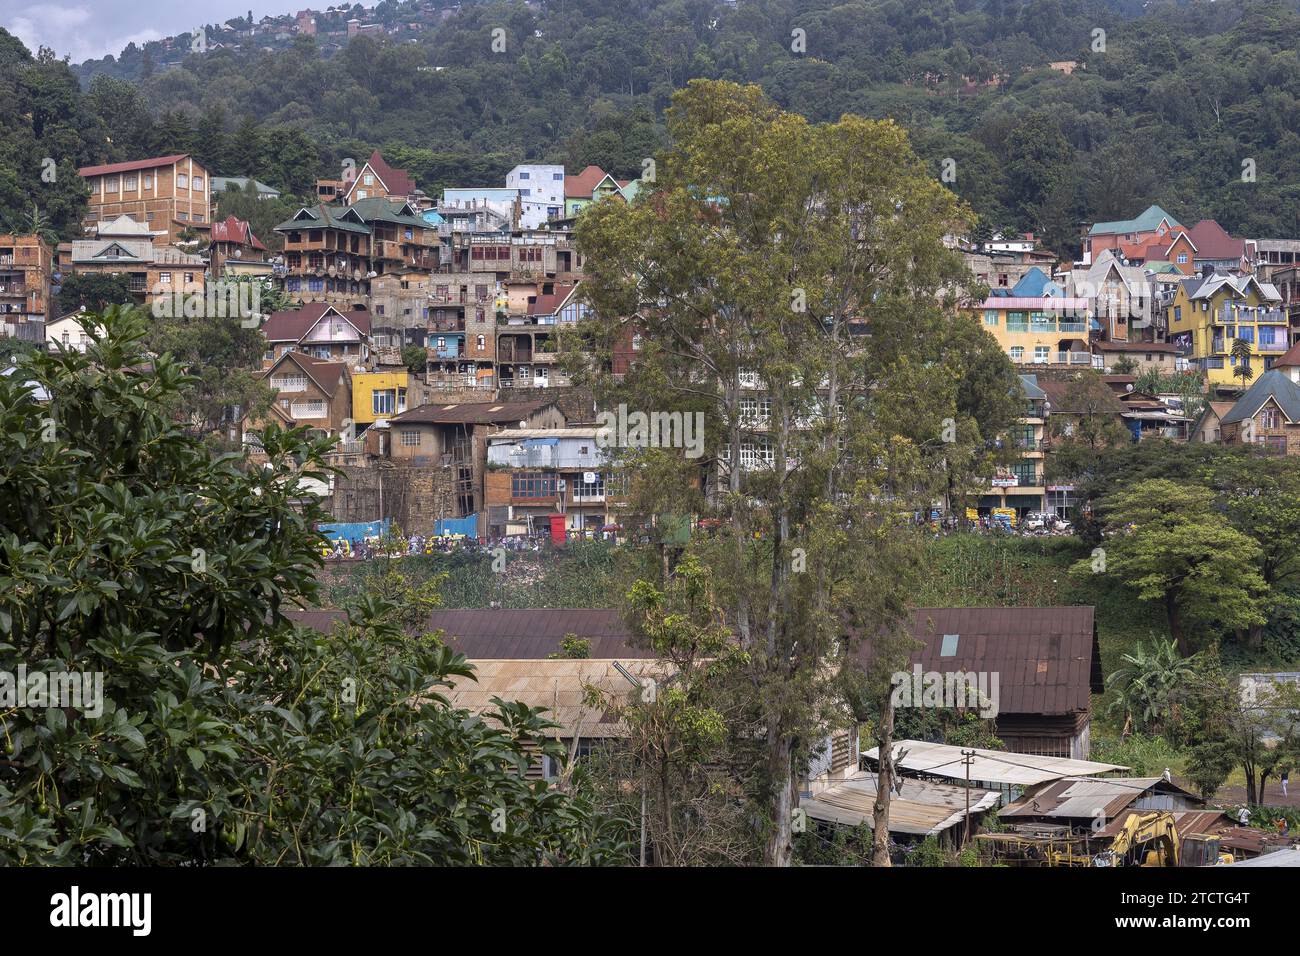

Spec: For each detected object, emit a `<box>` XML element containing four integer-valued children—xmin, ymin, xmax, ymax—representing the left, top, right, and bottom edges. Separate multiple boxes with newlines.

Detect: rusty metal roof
<box><xmin>858</xmin><ymin>607</ymin><xmax>1101</xmax><ymax>716</ymax></box>
<box><xmin>439</xmin><ymin>658</ymin><xmax>668</xmax><ymax>737</ymax></box>
<box><xmin>802</xmin><ymin>771</ymin><xmax>1001</xmax><ymax>836</ymax></box>
<box><xmin>862</xmin><ymin>740</ymin><xmax>1127</xmax><ymax>788</ymax></box>
<box><xmin>389</xmin><ymin>400</ymin><xmax>558</xmax><ymax>426</ymax></box>
<box><xmin>286</xmin><ymin>608</ymin><xmax>655</xmax><ymax>658</ymax></box>
<box><xmin>1001</xmin><ymin>776</ymin><xmax>1201</xmax><ymax>821</ymax></box>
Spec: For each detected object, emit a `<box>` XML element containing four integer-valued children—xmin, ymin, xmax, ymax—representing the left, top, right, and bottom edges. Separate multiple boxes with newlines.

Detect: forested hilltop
<box><xmin>4</xmin><ymin>0</ymin><xmax>1300</xmax><ymax>252</ymax></box>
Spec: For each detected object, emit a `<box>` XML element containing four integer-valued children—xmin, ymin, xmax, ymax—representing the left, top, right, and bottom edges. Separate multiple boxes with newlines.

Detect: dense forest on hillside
<box><xmin>4</xmin><ymin>0</ymin><xmax>1300</xmax><ymax>252</ymax></box>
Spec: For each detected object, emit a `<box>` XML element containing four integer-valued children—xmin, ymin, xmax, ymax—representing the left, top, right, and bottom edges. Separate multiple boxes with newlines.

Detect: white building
<box><xmin>46</xmin><ymin>309</ymin><xmax>96</xmax><ymax>352</ymax></box>
<box><xmin>505</xmin><ymin>164</ymin><xmax>565</xmax><ymax>229</ymax></box>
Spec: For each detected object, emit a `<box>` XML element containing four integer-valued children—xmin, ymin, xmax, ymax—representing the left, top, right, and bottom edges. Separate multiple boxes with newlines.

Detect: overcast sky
<box><xmin>2</xmin><ymin>1</ymin><xmax>379</xmax><ymax>64</ymax></box>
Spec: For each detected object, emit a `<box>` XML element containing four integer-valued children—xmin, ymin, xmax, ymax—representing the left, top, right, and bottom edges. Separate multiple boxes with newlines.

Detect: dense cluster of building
<box><xmin>5</xmin><ymin>147</ymin><xmax>1300</xmax><ymax>539</ymax></box>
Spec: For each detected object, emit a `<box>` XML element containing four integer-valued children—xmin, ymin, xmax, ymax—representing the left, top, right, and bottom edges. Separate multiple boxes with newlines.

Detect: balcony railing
<box><xmin>1010</xmin><ymin>351</ymin><xmax>1094</xmax><ymax>366</ymax></box>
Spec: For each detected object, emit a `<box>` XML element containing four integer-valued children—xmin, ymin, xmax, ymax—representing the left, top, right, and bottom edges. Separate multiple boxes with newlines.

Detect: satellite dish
<box><xmin>1126</xmin><ymin>384</ymin><xmax>1134</xmax><ymax>392</ymax></box>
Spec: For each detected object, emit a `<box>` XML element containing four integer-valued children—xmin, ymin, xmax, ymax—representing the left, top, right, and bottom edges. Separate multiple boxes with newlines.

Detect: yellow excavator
<box><xmin>978</xmin><ymin>811</ymin><xmax>1235</xmax><ymax>867</ymax></box>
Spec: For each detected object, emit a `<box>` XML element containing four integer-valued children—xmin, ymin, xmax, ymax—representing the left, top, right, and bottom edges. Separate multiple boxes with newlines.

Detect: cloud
<box><xmin>4</xmin><ymin>3</ymin><xmax>162</xmax><ymax>61</ymax></box>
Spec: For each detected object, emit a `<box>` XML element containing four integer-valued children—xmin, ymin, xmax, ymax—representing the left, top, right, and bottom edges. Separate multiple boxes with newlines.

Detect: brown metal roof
<box><xmin>1002</xmin><ymin>776</ymin><xmax>1202</xmax><ymax>822</ymax></box>
<box><xmin>286</xmin><ymin>608</ymin><xmax>655</xmax><ymax>658</ymax></box>
<box><xmin>858</xmin><ymin>607</ymin><xmax>1101</xmax><ymax>716</ymax></box>
<box><xmin>802</xmin><ymin>771</ymin><xmax>1001</xmax><ymax>836</ymax></box>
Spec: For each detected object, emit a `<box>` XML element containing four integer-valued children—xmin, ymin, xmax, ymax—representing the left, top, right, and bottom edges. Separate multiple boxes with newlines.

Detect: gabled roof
<box><xmin>1185</xmin><ymin>272</ymin><xmax>1282</xmax><ymax>303</ymax></box>
<box><xmin>261</xmin><ymin>351</ymin><xmax>348</xmax><ymax>398</ymax></box>
<box><xmin>1001</xmin><ymin>776</ymin><xmax>1201</xmax><ymax>820</ymax></box>
<box><xmin>1037</xmin><ymin>377</ymin><xmax>1124</xmax><ymax>415</ymax></box>
<box><xmin>1018</xmin><ymin>373</ymin><xmax>1047</xmax><ymax>401</ymax></box>
<box><xmin>1010</xmin><ymin>266</ymin><xmax>1060</xmax><ymax>297</ymax></box>
<box><xmin>345</xmin><ymin>150</ymin><xmax>416</xmax><ymax>202</ymax></box>
<box><xmin>564</xmin><ymin>165</ymin><xmax>607</xmax><ymax>199</ymax></box>
<box><xmin>1191</xmin><ymin>400</ymin><xmax>1238</xmax><ymax>437</ymax></box>
<box><xmin>1187</xmin><ymin>219</ymin><xmax>1247</xmax><ymax>261</ymax></box>
<box><xmin>1275</xmin><ymin>341</ymin><xmax>1300</xmax><ymax>369</ymax></box>
<box><xmin>211</xmin><ymin>176</ymin><xmax>280</xmax><ymax>196</ymax></box>
<box><xmin>1087</xmin><ymin>204</ymin><xmax>1182</xmax><ymax>237</ymax></box>
<box><xmin>275</xmin><ymin>203</ymin><xmax>372</xmax><ymax>235</ymax></box>
<box><xmin>79</xmin><ymin>154</ymin><xmax>190</xmax><ymax>177</ymax></box>
<box><xmin>1221</xmin><ymin>370</ymin><xmax>1300</xmax><ymax>426</ymax></box>
<box><xmin>209</xmin><ymin>215</ymin><xmax>267</xmax><ymax>250</ymax></box>
<box><xmin>527</xmin><ymin>284</ymin><xmax>578</xmax><ymax>317</ymax></box>
<box><xmin>347</xmin><ymin>196</ymin><xmax>427</xmax><ymax>228</ymax></box>
<box><xmin>389</xmin><ymin>400</ymin><xmax>560</xmax><ymax>426</ymax></box>
<box><xmin>260</xmin><ymin>303</ymin><xmax>371</xmax><ymax>343</ymax></box>
<box><xmin>95</xmin><ymin>214</ymin><xmax>165</xmax><ymax>237</ymax></box>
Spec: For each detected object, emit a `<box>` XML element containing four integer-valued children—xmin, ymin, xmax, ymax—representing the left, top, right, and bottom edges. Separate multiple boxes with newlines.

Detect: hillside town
<box><xmin>4</xmin><ymin>3</ymin><xmax>1300</xmax><ymax>905</ymax></box>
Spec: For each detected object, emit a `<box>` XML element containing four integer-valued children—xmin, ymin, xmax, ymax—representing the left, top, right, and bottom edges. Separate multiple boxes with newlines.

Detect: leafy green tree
<box><xmin>572</xmin><ymin>80</ymin><xmax>980</xmax><ymax>866</ymax></box>
<box><xmin>401</xmin><ymin>345</ymin><xmax>428</xmax><ymax>377</ymax></box>
<box><xmin>1231</xmin><ymin>337</ymin><xmax>1253</xmax><ymax>388</ymax></box>
<box><xmin>1075</xmin><ymin>479</ymin><xmax>1267</xmax><ymax>655</ymax></box>
<box><xmin>0</xmin><ymin>306</ymin><xmax>628</xmax><ymax>864</ymax></box>
<box><xmin>58</xmin><ymin>273</ymin><xmax>134</xmax><ymax>313</ymax></box>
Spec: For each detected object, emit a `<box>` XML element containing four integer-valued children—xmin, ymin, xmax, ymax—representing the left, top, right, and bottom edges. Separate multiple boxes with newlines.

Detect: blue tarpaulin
<box><xmin>434</xmin><ymin>515</ymin><xmax>479</xmax><ymax>537</ymax></box>
<box><xmin>318</xmin><ymin>519</ymin><xmax>391</xmax><ymax>544</ymax></box>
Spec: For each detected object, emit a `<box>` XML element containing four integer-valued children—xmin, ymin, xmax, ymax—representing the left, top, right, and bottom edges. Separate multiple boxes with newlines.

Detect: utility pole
<box><xmin>961</xmin><ymin>749</ymin><xmax>977</xmax><ymax>846</ymax></box>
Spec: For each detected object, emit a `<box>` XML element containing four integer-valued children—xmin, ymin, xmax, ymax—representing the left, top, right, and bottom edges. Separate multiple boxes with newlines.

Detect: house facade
<box><xmin>1217</xmin><ymin>370</ymin><xmax>1300</xmax><ymax>455</ymax></box>
<box><xmin>1165</xmin><ymin>273</ymin><xmax>1286</xmax><ymax>390</ymax></box>
<box><xmin>79</xmin><ymin>155</ymin><xmax>211</xmax><ymax>244</ymax></box>
<box><xmin>260</xmin><ymin>303</ymin><xmax>371</xmax><ymax>366</ymax></box>
<box><xmin>0</xmin><ymin>234</ymin><xmax>53</xmax><ymax>331</ymax></box>
<box><xmin>485</xmin><ymin>426</ymin><xmax>612</xmax><ymax>535</ymax></box>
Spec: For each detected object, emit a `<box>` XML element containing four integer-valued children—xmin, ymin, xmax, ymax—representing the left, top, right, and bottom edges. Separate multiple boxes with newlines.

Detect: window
<box><xmin>984</xmin><ymin>310</ymin><xmax>998</xmax><ymax>326</ymax></box>
<box><xmin>400</xmin><ymin>429</ymin><xmax>420</xmax><ymax>447</ymax></box>
<box><xmin>124</xmin><ymin>174</ymin><xmax>137</xmax><ymax>190</ymax></box>
<box><xmin>143</xmin><ymin>174</ymin><xmax>153</xmax><ymax>188</ymax></box>
<box><xmin>476</xmin><ymin>334</ymin><xmax>485</xmax><ymax>349</ymax></box>
<box><xmin>1260</xmin><ymin>408</ymin><xmax>1280</xmax><ymax>429</ymax></box>
<box><xmin>552</xmin><ymin>172</ymin><xmax>563</xmax><ymax>181</ymax></box>
<box><xmin>373</xmin><ymin>389</ymin><xmax>396</xmax><ymax>416</ymax></box>
<box><xmin>1009</xmin><ymin>346</ymin><xmax>1024</xmax><ymax>361</ymax></box>
<box><xmin>177</xmin><ymin>174</ymin><xmax>188</xmax><ymax>189</ymax></box>
<box><xmin>940</xmin><ymin>634</ymin><xmax>959</xmax><ymax>657</ymax></box>
<box><xmin>356</xmin><ymin>190</ymin><xmax>367</xmax><ymax>200</ymax></box>
<box><xmin>512</xmin><ymin>472</ymin><xmax>557</xmax><ymax>498</ymax></box>
<box><xmin>159</xmin><ymin>272</ymin><xmax>172</xmax><ymax>284</ymax></box>
<box><xmin>105</xmin><ymin>177</ymin><xmax>118</xmax><ymax>193</ymax></box>
<box><xmin>1012</xmin><ymin>460</ymin><xmax>1038</xmax><ymax>485</ymax></box>
<box><xmin>184</xmin><ymin>272</ymin><xmax>195</xmax><ymax>283</ymax></box>
<box><xmin>521</xmin><ymin>188</ymin><xmax>530</xmax><ymax>196</ymax></box>
<box><xmin>1033</xmin><ymin>345</ymin><xmax>1050</xmax><ymax>363</ymax></box>
<box><xmin>1177</xmin><ymin>253</ymin><xmax>1188</xmax><ymax>264</ymax></box>
<box><xmin>177</xmin><ymin>212</ymin><xmax>189</xmax><ymax>221</ymax></box>
<box><xmin>364</xmin><ymin>174</ymin><xmax>373</xmax><ymax>186</ymax></box>
<box><xmin>518</xmin><ymin>171</ymin><xmax>530</xmax><ymax>180</ymax></box>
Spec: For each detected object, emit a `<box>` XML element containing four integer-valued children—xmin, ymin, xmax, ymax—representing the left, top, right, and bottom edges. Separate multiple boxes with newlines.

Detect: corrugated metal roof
<box><xmin>861</xmin><ymin>740</ymin><xmax>1127</xmax><ymax>787</ymax></box>
<box><xmin>439</xmin><ymin>658</ymin><xmax>667</xmax><ymax>737</ymax></box>
<box><xmin>1001</xmin><ymin>776</ymin><xmax>1201</xmax><ymax>821</ymax></box>
<box><xmin>857</xmin><ymin>607</ymin><xmax>1100</xmax><ymax>716</ymax></box>
<box><xmin>802</xmin><ymin>771</ymin><xmax>1001</xmax><ymax>836</ymax></box>
<box><xmin>390</xmin><ymin>400</ymin><xmax>557</xmax><ymax>426</ymax></box>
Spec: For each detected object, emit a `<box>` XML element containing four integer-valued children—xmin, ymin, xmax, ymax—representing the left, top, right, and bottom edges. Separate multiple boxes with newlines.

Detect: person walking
<box><xmin>1282</xmin><ymin>770</ymin><xmax>1290</xmax><ymax>799</ymax></box>
<box><xmin>1238</xmin><ymin>806</ymin><xmax>1252</xmax><ymax>826</ymax></box>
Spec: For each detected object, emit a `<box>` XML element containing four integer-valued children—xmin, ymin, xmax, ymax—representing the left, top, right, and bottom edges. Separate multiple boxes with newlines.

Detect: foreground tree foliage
<box><xmin>570</xmin><ymin>80</ymin><xmax>1013</xmax><ymax>865</ymax></box>
<box><xmin>0</xmin><ymin>308</ymin><xmax>629</xmax><ymax>864</ymax></box>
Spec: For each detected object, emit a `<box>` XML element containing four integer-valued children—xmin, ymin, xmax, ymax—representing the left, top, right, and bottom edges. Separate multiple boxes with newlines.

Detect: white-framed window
<box><xmin>1009</xmin><ymin>346</ymin><xmax>1024</xmax><ymax>361</ymax></box>
<box><xmin>400</xmin><ymin>429</ymin><xmax>420</xmax><ymax>447</ymax></box>
<box><xmin>159</xmin><ymin>272</ymin><xmax>172</xmax><ymax>284</ymax></box>
<box><xmin>105</xmin><ymin>177</ymin><xmax>118</xmax><ymax>193</ymax></box>
<box><xmin>177</xmin><ymin>174</ymin><xmax>189</xmax><ymax>189</ymax></box>
<box><xmin>373</xmin><ymin>389</ymin><xmax>395</xmax><ymax>416</ymax></box>
<box><xmin>124</xmin><ymin>174</ymin><xmax>137</xmax><ymax>190</ymax></box>
<box><xmin>1034</xmin><ymin>345</ymin><xmax>1050</xmax><ymax>363</ymax></box>
<box><xmin>1177</xmin><ymin>253</ymin><xmax>1188</xmax><ymax>264</ymax></box>
<box><xmin>192</xmin><ymin>176</ymin><xmax>204</xmax><ymax>190</ymax></box>
<box><xmin>356</xmin><ymin>190</ymin><xmax>367</xmax><ymax>200</ymax></box>
<box><xmin>143</xmin><ymin>174</ymin><xmax>153</xmax><ymax>188</ymax></box>
<box><xmin>290</xmin><ymin>399</ymin><xmax>326</xmax><ymax>419</ymax></box>
<box><xmin>984</xmin><ymin>310</ymin><xmax>998</xmax><ymax>326</ymax></box>
<box><xmin>364</xmin><ymin>174</ymin><xmax>374</xmax><ymax>185</ymax></box>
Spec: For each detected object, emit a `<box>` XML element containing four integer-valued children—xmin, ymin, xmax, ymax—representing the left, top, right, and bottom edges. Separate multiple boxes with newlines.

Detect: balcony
<box><xmin>1010</xmin><ymin>351</ymin><xmax>1095</xmax><ymax>366</ymax></box>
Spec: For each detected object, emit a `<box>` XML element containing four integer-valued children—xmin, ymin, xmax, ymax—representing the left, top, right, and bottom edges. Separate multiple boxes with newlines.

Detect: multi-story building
<box><xmin>973</xmin><ymin>290</ymin><xmax>1094</xmax><ymax>369</ymax></box>
<box><xmin>246</xmin><ymin>351</ymin><xmax>353</xmax><ymax>449</ymax></box>
<box><xmin>386</xmin><ymin>400</ymin><xmax>565</xmax><ymax>528</ymax></box>
<box><xmin>66</xmin><ymin>215</ymin><xmax>204</xmax><ymax>308</ymax></box>
<box><xmin>260</xmin><ymin>303</ymin><xmax>371</xmax><ymax>367</ymax></box>
<box><xmin>1216</xmin><ymin>370</ymin><xmax>1300</xmax><ymax>455</ymax></box>
<box><xmin>424</xmin><ymin>273</ymin><xmax>499</xmax><ymax>391</ymax></box>
<box><xmin>344</xmin><ymin>151</ymin><xmax>419</xmax><ymax>205</ymax></box>
<box><xmin>1165</xmin><ymin>273</ymin><xmax>1286</xmax><ymax>391</ymax></box>
<box><xmin>1081</xmin><ymin>205</ymin><xmax>1182</xmax><ymax>267</ymax></box>
<box><xmin>505</xmin><ymin>164</ymin><xmax>565</xmax><ymax>229</ymax></box>
<box><xmin>0</xmin><ymin>234</ymin><xmax>54</xmax><ymax>333</ymax></box>
<box><xmin>497</xmin><ymin>284</ymin><xmax>583</xmax><ymax>389</ymax></box>
<box><xmin>208</xmin><ymin>215</ymin><xmax>272</xmax><ymax>278</ymax></box>
<box><xmin>276</xmin><ymin>197</ymin><xmax>438</xmax><ymax>307</ymax></box>
<box><xmin>980</xmin><ymin>374</ymin><xmax>1048</xmax><ymax>518</ymax></box>
<box><xmin>485</xmin><ymin>426</ymin><xmax>612</xmax><ymax>534</ymax></box>
<box><xmin>79</xmin><ymin>155</ymin><xmax>211</xmax><ymax>244</ymax></box>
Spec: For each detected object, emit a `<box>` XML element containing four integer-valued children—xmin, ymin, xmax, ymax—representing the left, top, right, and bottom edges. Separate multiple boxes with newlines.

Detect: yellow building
<box><xmin>975</xmin><ymin>294</ymin><xmax>1095</xmax><ymax>369</ymax></box>
<box><xmin>1165</xmin><ymin>274</ymin><xmax>1286</xmax><ymax>390</ymax></box>
<box><xmin>351</xmin><ymin>371</ymin><xmax>409</xmax><ymax>428</ymax></box>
